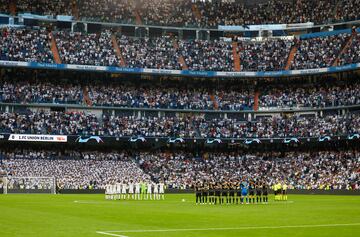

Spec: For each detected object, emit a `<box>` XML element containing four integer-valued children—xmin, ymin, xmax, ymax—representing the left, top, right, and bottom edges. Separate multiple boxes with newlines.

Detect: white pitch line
<box><xmin>96</xmin><ymin>231</ymin><xmax>128</xmax><ymax>237</ymax></box>
<box><xmin>96</xmin><ymin>223</ymin><xmax>360</xmax><ymax>236</ymax></box>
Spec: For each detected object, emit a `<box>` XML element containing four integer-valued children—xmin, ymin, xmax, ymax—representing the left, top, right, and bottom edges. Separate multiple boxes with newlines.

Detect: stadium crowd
<box><xmin>118</xmin><ymin>36</ymin><xmax>181</xmax><ymax>70</ymax></box>
<box><xmin>138</xmin><ymin>0</ymin><xmax>197</xmax><ymax>27</ymax></box>
<box><xmin>259</xmin><ymin>83</ymin><xmax>360</xmax><ymax>108</ymax></box>
<box><xmin>0</xmin><ymin>150</ymin><xmax>150</xmax><ymax>189</ymax></box>
<box><xmin>0</xmin><ymin>0</ymin><xmax>9</xmax><ymax>14</ymax></box>
<box><xmin>55</xmin><ymin>30</ymin><xmax>119</xmax><ymax>66</ymax></box>
<box><xmin>1</xmin><ymin>78</ymin><xmax>360</xmax><ymax>110</ymax></box>
<box><xmin>0</xmin><ymin>28</ymin><xmax>54</xmax><ymax>63</ymax></box>
<box><xmin>196</xmin><ymin>0</ymin><xmax>337</xmax><ymax>27</ymax></box>
<box><xmin>336</xmin><ymin>0</ymin><xmax>360</xmax><ymax>23</ymax></box>
<box><xmin>77</xmin><ymin>0</ymin><xmax>135</xmax><ymax>24</ymax></box>
<box><xmin>291</xmin><ymin>33</ymin><xmax>350</xmax><ymax>69</ymax></box>
<box><xmin>195</xmin><ymin>113</ymin><xmax>360</xmax><ymax>138</ymax></box>
<box><xmin>239</xmin><ymin>39</ymin><xmax>293</xmax><ymax>71</ymax></box>
<box><xmin>0</xmin><ymin>80</ymin><xmax>83</xmax><ymax>104</ymax></box>
<box><xmin>179</xmin><ymin>39</ymin><xmax>234</xmax><ymax>71</ymax></box>
<box><xmin>16</xmin><ymin>0</ymin><xmax>72</xmax><ymax>16</ymax></box>
<box><xmin>339</xmin><ymin>33</ymin><xmax>360</xmax><ymax>66</ymax></box>
<box><xmin>0</xmin><ymin>0</ymin><xmax>359</xmax><ymax>27</ymax></box>
<box><xmin>0</xmin><ymin>27</ymin><xmax>359</xmax><ymax>71</ymax></box>
<box><xmin>1</xmin><ymin>150</ymin><xmax>359</xmax><ymax>190</ymax></box>
<box><xmin>0</xmin><ymin>110</ymin><xmax>359</xmax><ymax>138</ymax></box>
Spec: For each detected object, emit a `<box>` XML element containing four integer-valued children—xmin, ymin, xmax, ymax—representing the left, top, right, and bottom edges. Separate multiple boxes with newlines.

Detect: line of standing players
<box><xmin>195</xmin><ymin>180</ymin><xmax>269</xmax><ymax>205</ymax></box>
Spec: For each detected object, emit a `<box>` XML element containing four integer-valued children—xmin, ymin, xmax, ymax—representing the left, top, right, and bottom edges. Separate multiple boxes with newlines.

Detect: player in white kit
<box><xmin>135</xmin><ymin>181</ymin><xmax>141</xmax><ymax>200</ymax></box>
<box><xmin>111</xmin><ymin>183</ymin><xmax>117</xmax><ymax>200</ymax></box>
<box><xmin>146</xmin><ymin>182</ymin><xmax>152</xmax><ymax>200</ymax></box>
<box><xmin>116</xmin><ymin>182</ymin><xmax>122</xmax><ymax>200</ymax></box>
<box><xmin>159</xmin><ymin>182</ymin><xmax>165</xmax><ymax>200</ymax></box>
<box><xmin>105</xmin><ymin>184</ymin><xmax>111</xmax><ymax>200</ymax></box>
<box><xmin>121</xmin><ymin>181</ymin><xmax>127</xmax><ymax>200</ymax></box>
<box><xmin>128</xmin><ymin>181</ymin><xmax>134</xmax><ymax>199</ymax></box>
<box><xmin>153</xmin><ymin>183</ymin><xmax>159</xmax><ymax>200</ymax></box>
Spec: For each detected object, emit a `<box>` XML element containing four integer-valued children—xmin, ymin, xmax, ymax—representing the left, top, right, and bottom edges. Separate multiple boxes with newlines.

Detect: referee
<box><xmin>195</xmin><ymin>182</ymin><xmax>202</xmax><ymax>204</ymax></box>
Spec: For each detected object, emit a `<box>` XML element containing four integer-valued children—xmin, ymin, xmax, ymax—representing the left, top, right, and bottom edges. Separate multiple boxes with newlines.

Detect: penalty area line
<box><xmin>96</xmin><ymin>223</ymin><xmax>360</xmax><ymax>236</ymax></box>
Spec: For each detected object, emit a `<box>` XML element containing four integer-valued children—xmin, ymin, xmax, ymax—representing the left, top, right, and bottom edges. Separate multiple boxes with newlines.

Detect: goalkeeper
<box><xmin>140</xmin><ymin>181</ymin><xmax>147</xmax><ymax>200</ymax></box>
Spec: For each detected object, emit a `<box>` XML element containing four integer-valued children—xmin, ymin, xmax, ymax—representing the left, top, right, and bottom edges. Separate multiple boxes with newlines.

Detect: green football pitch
<box><xmin>0</xmin><ymin>194</ymin><xmax>360</xmax><ymax>237</ymax></box>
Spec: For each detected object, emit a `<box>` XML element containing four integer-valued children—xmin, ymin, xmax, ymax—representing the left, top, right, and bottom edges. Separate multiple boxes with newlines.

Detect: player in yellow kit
<box><xmin>282</xmin><ymin>182</ymin><xmax>288</xmax><ymax>201</ymax></box>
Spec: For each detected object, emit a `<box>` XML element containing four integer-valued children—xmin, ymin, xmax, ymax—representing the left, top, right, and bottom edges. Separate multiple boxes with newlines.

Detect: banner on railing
<box><xmin>0</xmin><ymin>61</ymin><xmax>359</xmax><ymax>78</ymax></box>
<box><xmin>8</xmin><ymin>134</ymin><xmax>67</xmax><ymax>142</ymax></box>
<box><xmin>219</xmin><ymin>22</ymin><xmax>314</xmax><ymax>31</ymax></box>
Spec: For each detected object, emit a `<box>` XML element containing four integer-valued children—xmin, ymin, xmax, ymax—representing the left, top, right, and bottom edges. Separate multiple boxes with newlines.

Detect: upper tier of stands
<box><xmin>0</xmin><ymin>0</ymin><xmax>359</xmax><ymax>28</ymax></box>
<box><xmin>0</xmin><ymin>28</ymin><xmax>359</xmax><ymax>73</ymax></box>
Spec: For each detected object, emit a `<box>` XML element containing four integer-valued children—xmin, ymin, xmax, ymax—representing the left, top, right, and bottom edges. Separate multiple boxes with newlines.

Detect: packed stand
<box><xmin>338</xmin><ymin>33</ymin><xmax>360</xmax><ymax>66</ymax></box>
<box><xmin>1</xmin><ymin>150</ymin><xmax>358</xmax><ymax>190</ymax></box>
<box><xmin>213</xmin><ymin>88</ymin><xmax>254</xmax><ymax>111</ymax></box>
<box><xmin>0</xmin><ymin>111</ymin><xmax>100</xmax><ymax>136</ymax></box>
<box><xmin>102</xmin><ymin>114</ymin><xmax>196</xmax><ymax>138</ymax></box>
<box><xmin>139</xmin><ymin>151</ymin><xmax>360</xmax><ymax>190</ymax></box>
<box><xmin>1</xmin><ymin>77</ymin><xmax>360</xmax><ymax>110</ymax></box>
<box><xmin>1</xmin><ymin>110</ymin><xmax>359</xmax><ymax>139</ymax></box>
<box><xmin>0</xmin><ymin>0</ymin><xmax>9</xmax><ymax>14</ymax></box>
<box><xmin>0</xmin><ymin>80</ymin><xmax>83</xmax><ymax>104</ymax></box>
<box><xmin>0</xmin><ymin>28</ymin><xmax>54</xmax><ymax>63</ymax></box>
<box><xmin>1</xmin><ymin>150</ymin><xmax>150</xmax><ymax>189</ymax></box>
<box><xmin>118</xmin><ymin>35</ymin><xmax>181</xmax><ymax>70</ymax></box>
<box><xmin>194</xmin><ymin>113</ymin><xmax>360</xmax><ymax>138</ymax></box>
<box><xmin>138</xmin><ymin>0</ymin><xmax>197</xmax><ymax>27</ymax></box>
<box><xmin>2</xmin><ymin>0</ymin><xmax>360</xmax><ymax>27</ymax></box>
<box><xmin>291</xmin><ymin>33</ymin><xmax>349</xmax><ymax>70</ymax></box>
<box><xmin>0</xmin><ymin>78</ymin><xmax>253</xmax><ymax>110</ymax></box>
<box><xmin>335</xmin><ymin>0</ymin><xmax>360</xmax><ymax>22</ymax></box>
<box><xmin>179</xmin><ymin>39</ymin><xmax>234</xmax><ymax>71</ymax></box>
<box><xmin>55</xmin><ymin>30</ymin><xmax>120</xmax><ymax>66</ymax></box>
<box><xmin>196</xmin><ymin>0</ymin><xmax>337</xmax><ymax>28</ymax></box>
<box><xmin>90</xmin><ymin>84</ymin><xmax>214</xmax><ymax>110</ymax></box>
<box><xmin>259</xmin><ymin>83</ymin><xmax>360</xmax><ymax>108</ymax></box>
<box><xmin>239</xmin><ymin>39</ymin><xmax>294</xmax><ymax>71</ymax></box>
<box><xmin>16</xmin><ymin>0</ymin><xmax>72</xmax><ymax>16</ymax></box>
<box><xmin>77</xmin><ymin>0</ymin><xmax>135</xmax><ymax>24</ymax></box>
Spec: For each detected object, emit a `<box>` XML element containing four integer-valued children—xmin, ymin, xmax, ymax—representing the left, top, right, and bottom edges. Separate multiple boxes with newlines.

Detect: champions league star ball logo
<box><xmin>76</xmin><ymin>136</ymin><xmax>104</xmax><ymax>143</ymax></box>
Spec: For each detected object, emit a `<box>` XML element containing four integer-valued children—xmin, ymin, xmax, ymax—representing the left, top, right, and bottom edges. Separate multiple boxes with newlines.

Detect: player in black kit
<box><xmin>262</xmin><ymin>183</ymin><xmax>268</xmax><ymax>203</ymax></box>
<box><xmin>228</xmin><ymin>181</ymin><xmax>236</xmax><ymax>204</ymax></box>
<box><xmin>222</xmin><ymin>181</ymin><xmax>229</xmax><ymax>204</ymax></box>
<box><xmin>248</xmin><ymin>181</ymin><xmax>255</xmax><ymax>204</ymax></box>
<box><xmin>215</xmin><ymin>182</ymin><xmax>222</xmax><ymax>205</ymax></box>
<box><xmin>202</xmin><ymin>181</ymin><xmax>209</xmax><ymax>204</ymax></box>
<box><xmin>208</xmin><ymin>181</ymin><xmax>215</xmax><ymax>205</ymax></box>
<box><xmin>236</xmin><ymin>180</ymin><xmax>241</xmax><ymax>204</ymax></box>
<box><xmin>195</xmin><ymin>182</ymin><xmax>202</xmax><ymax>204</ymax></box>
<box><xmin>256</xmin><ymin>182</ymin><xmax>262</xmax><ymax>203</ymax></box>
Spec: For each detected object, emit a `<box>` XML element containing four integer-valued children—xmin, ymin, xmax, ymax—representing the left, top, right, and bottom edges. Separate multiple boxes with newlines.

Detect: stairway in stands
<box><xmin>191</xmin><ymin>3</ymin><xmax>202</xmax><ymax>22</ymax></box>
<box><xmin>82</xmin><ymin>86</ymin><xmax>93</xmax><ymax>106</ymax></box>
<box><xmin>253</xmin><ymin>91</ymin><xmax>259</xmax><ymax>111</ymax></box>
<box><xmin>210</xmin><ymin>94</ymin><xmax>219</xmax><ymax>110</ymax></box>
<box><xmin>232</xmin><ymin>41</ymin><xmax>241</xmax><ymax>71</ymax></box>
<box><xmin>71</xmin><ymin>0</ymin><xmax>80</xmax><ymax>20</ymax></box>
<box><xmin>49</xmin><ymin>32</ymin><xmax>62</xmax><ymax>64</ymax></box>
<box><xmin>111</xmin><ymin>34</ymin><xmax>126</xmax><ymax>67</ymax></box>
<box><xmin>332</xmin><ymin>33</ymin><xmax>354</xmax><ymax>66</ymax></box>
<box><xmin>9</xmin><ymin>0</ymin><xmax>16</xmax><ymax>15</ymax></box>
<box><xmin>134</xmin><ymin>10</ymin><xmax>142</xmax><ymax>25</ymax></box>
<box><xmin>172</xmin><ymin>39</ymin><xmax>188</xmax><ymax>70</ymax></box>
<box><xmin>285</xmin><ymin>43</ymin><xmax>298</xmax><ymax>70</ymax></box>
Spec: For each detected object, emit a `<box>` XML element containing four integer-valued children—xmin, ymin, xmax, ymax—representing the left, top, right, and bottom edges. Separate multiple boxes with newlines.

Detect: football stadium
<box><xmin>0</xmin><ymin>0</ymin><xmax>360</xmax><ymax>236</ymax></box>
